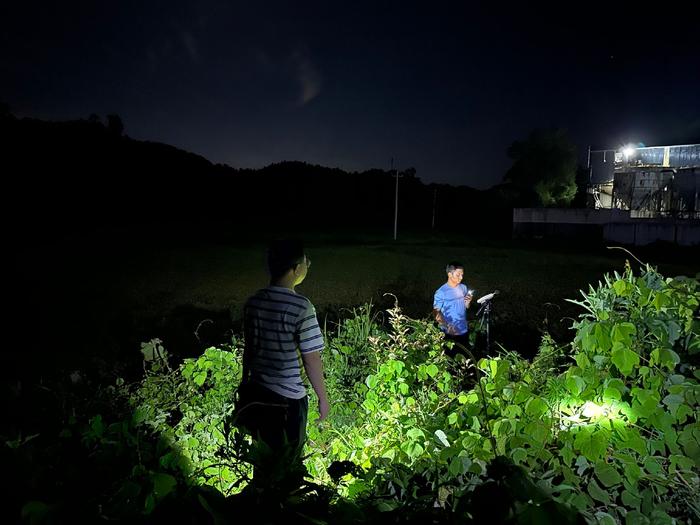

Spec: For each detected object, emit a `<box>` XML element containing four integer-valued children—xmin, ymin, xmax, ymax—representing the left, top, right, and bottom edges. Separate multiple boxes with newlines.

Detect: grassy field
<box><xmin>15</xmin><ymin>229</ymin><xmax>697</xmax><ymax>373</ymax></box>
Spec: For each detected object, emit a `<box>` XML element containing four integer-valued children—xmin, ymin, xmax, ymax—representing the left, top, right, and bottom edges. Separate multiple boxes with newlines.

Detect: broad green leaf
<box><xmin>593</xmin><ymin>323</ymin><xmax>612</xmax><ymax>352</ymax></box>
<box><xmin>561</xmin><ymin>445</ymin><xmax>575</xmax><ymax>467</ymax></box>
<box><xmin>376</xmin><ymin>501</ymin><xmax>399</xmax><ymax>512</ymax></box>
<box><xmin>493</xmin><ymin>419</ymin><xmax>513</xmax><ymax>438</ymax></box>
<box><xmin>611</xmin><ymin>322</ymin><xmax>636</xmax><ymax>345</ymax></box>
<box><xmin>577</xmin><ymin>324</ymin><xmax>594</xmax><ymax>353</ymax></box>
<box><xmin>144</xmin><ymin>493</ymin><xmax>155</xmax><ymax>515</ymax></box>
<box><xmin>402</xmin><ymin>441</ymin><xmax>424</xmax><ymax>459</ymax></box>
<box><xmin>511</xmin><ymin>447</ymin><xmax>527</xmax><ymax>465</ymax></box>
<box><xmin>524</xmin><ymin>421</ymin><xmax>549</xmax><ymax>444</ymax></box>
<box><xmin>182</xmin><ymin>362</ymin><xmax>195</xmax><ymax>378</ymax></box>
<box><xmin>566</xmin><ymin>375</ymin><xmax>586</xmax><ymax>396</ymax></box>
<box><xmin>365</xmin><ymin>374</ymin><xmax>378</xmax><ymax>389</ymax></box>
<box><xmin>625</xmin><ymin>510</ymin><xmax>651</xmax><ymax>525</ymax></box>
<box><xmin>449</xmin><ymin>456</ymin><xmax>471</xmax><ymax>476</ymax></box>
<box><xmin>434</xmin><ymin>430</ymin><xmax>450</xmax><ymax>447</ymax></box>
<box><xmin>574</xmin><ymin>352</ymin><xmax>591</xmax><ymax>368</ymax></box>
<box><xmin>666</xmin><ymin>321</ymin><xmax>681</xmax><ymax>345</ymax></box>
<box><xmin>90</xmin><ymin>415</ymin><xmax>104</xmax><ymax>437</ymax></box>
<box><xmin>669</xmin><ymin>454</ymin><xmax>694</xmax><ymax>473</ymax></box>
<box><xmin>661</xmin><ymin>394</ymin><xmax>684</xmax><ymax>416</ymax></box>
<box><xmin>653</xmin><ymin>292</ymin><xmax>670</xmax><ymax>310</ymax></box>
<box><xmin>151</xmin><ymin>472</ymin><xmax>177</xmax><ymax>499</ymax></box>
<box><xmin>649</xmin><ymin>510</ymin><xmax>673</xmax><ymax>525</ymax></box>
<box><xmin>193</xmin><ymin>371</ymin><xmax>207</xmax><ymax>386</ymax></box>
<box><xmin>631</xmin><ymin>389</ymin><xmax>659</xmax><ymax>419</ymax></box>
<box><xmin>621</xmin><ymin>489</ymin><xmax>641</xmax><ymax>509</ymax></box>
<box><xmin>605</xmin><ymin>378</ymin><xmax>626</xmax><ymax>393</ymax></box>
<box><xmin>678</xmin><ymin>427</ymin><xmax>700</xmax><ymax>463</ymax></box>
<box><xmin>611</xmin><ymin>342</ymin><xmax>639</xmax><ymax>376</ymax></box>
<box><xmin>525</xmin><ymin>397</ymin><xmax>548</xmax><ymax>417</ymax></box>
<box><xmin>347</xmin><ymin>480</ymin><xmax>369</xmax><ymax>498</ymax></box>
<box><xmin>668</xmin><ymin>374</ymin><xmax>686</xmax><ymax>384</ymax></box>
<box><xmin>595</xmin><ymin>512</ymin><xmax>616</xmax><ymax>525</ymax></box>
<box><xmin>675</xmin><ymin>404</ymin><xmax>693</xmax><ymax>424</ymax></box>
<box><xmin>503</xmin><ymin>404</ymin><xmax>522</xmax><ymax>418</ymax></box>
<box><xmin>21</xmin><ymin>501</ymin><xmax>50</xmax><ymax>523</ymax></box>
<box><xmin>575</xmin><ymin>455</ymin><xmax>589</xmax><ymax>473</ymax></box>
<box><xmin>650</xmin><ymin>348</ymin><xmax>680</xmax><ymax>370</ymax></box>
<box><xmin>643</xmin><ymin>457</ymin><xmax>662</xmax><ymax>476</ymax></box>
<box><xmin>575</xmin><ymin>427</ymin><xmax>608</xmax><ymax>461</ymax></box>
<box><xmin>586</xmin><ymin>478</ymin><xmax>610</xmax><ymax>504</ymax></box>
<box><xmin>603</xmin><ymin>387</ymin><xmax>621</xmax><ymax>401</ymax></box>
<box><xmin>595</xmin><ymin>461</ymin><xmax>622</xmax><ymax>487</ymax></box>
<box><xmin>613</xmin><ymin>279</ymin><xmax>631</xmax><ymax>297</ymax></box>
<box><xmin>569</xmin><ymin>493</ymin><xmax>594</xmax><ymax>511</ymax></box>
<box><xmin>406</xmin><ymin>427</ymin><xmax>425</xmax><ymax>441</ymax></box>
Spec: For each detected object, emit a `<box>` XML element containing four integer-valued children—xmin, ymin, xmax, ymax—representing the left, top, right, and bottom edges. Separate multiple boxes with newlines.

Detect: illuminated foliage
<box><xmin>23</xmin><ymin>265</ymin><xmax>699</xmax><ymax>523</ymax></box>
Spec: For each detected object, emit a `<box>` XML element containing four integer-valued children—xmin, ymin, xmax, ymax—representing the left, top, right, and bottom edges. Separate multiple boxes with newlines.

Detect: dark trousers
<box><xmin>236</xmin><ymin>382</ymin><xmax>308</xmax><ymax>454</ymax></box>
<box><xmin>444</xmin><ymin>333</ymin><xmax>471</xmax><ymax>359</ymax></box>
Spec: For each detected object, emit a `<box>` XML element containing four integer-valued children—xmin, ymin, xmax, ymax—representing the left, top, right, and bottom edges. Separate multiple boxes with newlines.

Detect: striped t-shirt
<box><xmin>243</xmin><ymin>286</ymin><xmax>324</xmax><ymax>399</ymax></box>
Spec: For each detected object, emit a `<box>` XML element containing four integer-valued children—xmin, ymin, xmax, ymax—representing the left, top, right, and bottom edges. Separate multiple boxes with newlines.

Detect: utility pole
<box><xmin>391</xmin><ymin>158</ymin><xmax>402</xmax><ymax>241</ymax></box>
<box><xmin>587</xmin><ymin>145</ymin><xmax>592</xmax><ymax>183</ymax></box>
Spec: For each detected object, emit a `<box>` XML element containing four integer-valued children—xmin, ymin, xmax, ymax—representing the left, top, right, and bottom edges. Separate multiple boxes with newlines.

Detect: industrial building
<box><xmin>513</xmin><ymin>143</ymin><xmax>700</xmax><ymax>246</ymax></box>
<box><xmin>588</xmin><ymin>144</ymin><xmax>699</xmax><ymax>218</ymax></box>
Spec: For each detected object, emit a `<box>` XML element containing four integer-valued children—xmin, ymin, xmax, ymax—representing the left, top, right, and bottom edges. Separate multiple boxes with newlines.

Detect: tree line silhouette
<box><xmin>2</xmin><ymin>109</ymin><xmax>583</xmax><ymax>240</ymax></box>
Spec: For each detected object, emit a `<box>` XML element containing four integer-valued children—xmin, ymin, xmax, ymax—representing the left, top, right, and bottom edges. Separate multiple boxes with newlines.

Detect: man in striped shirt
<box><xmin>237</xmin><ymin>239</ymin><xmax>329</xmax><ymax>457</ymax></box>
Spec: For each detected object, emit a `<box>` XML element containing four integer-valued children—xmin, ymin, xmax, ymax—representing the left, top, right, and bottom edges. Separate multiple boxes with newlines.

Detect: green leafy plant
<box><xmin>12</xmin><ymin>264</ymin><xmax>699</xmax><ymax>524</ymax></box>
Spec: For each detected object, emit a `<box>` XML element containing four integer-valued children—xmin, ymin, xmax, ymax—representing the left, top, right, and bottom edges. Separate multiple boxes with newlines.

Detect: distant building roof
<box><xmin>589</xmin><ymin>143</ymin><xmax>700</xmax><ymax>184</ymax></box>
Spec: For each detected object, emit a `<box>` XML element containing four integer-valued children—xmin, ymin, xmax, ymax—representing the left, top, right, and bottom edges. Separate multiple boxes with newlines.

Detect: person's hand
<box><xmin>446</xmin><ymin>323</ymin><xmax>457</xmax><ymax>335</ymax></box>
<box><xmin>465</xmin><ymin>293</ymin><xmax>473</xmax><ymax>308</ymax></box>
<box><xmin>318</xmin><ymin>397</ymin><xmax>330</xmax><ymax>421</ymax></box>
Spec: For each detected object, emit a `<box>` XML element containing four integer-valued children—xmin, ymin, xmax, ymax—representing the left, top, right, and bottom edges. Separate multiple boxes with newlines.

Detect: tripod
<box><xmin>475</xmin><ymin>291</ymin><xmax>499</xmax><ymax>356</ymax></box>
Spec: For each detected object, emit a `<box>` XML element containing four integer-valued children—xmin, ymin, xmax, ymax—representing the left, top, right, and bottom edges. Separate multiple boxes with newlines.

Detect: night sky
<box><xmin>2</xmin><ymin>1</ymin><xmax>699</xmax><ymax>188</ymax></box>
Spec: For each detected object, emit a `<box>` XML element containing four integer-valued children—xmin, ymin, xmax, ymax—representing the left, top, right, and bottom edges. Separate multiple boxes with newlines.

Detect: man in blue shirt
<box><xmin>433</xmin><ymin>261</ymin><xmax>473</xmax><ymax>358</ymax></box>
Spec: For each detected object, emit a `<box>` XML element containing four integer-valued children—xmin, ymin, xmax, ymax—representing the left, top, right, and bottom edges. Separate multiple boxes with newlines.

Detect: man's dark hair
<box><xmin>446</xmin><ymin>261</ymin><xmax>464</xmax><ymax>274</ymax></box>
<box><xmin>268</xmin><ymin>239</ymin><xmax>305</xmax><ymax>280</ymax></box>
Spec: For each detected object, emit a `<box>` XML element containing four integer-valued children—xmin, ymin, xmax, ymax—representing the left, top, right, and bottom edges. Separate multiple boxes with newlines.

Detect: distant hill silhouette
<box><xmin>1</xmin><ymin>112</ymin><xmax>514</xmax><ymax>238</ymax></box>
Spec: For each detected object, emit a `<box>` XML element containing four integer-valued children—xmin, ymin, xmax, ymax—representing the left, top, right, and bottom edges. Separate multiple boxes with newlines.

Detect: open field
<box><xmin>13</xmin><ymin>230</ymin><xmax>699</xmax><ymax>373</ymax></box>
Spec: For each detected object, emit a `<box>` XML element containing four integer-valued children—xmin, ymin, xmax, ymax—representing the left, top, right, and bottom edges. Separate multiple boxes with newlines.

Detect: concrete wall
<box><xmin>677</xmin><ymin>223</ymin><xmax>700</xmax><ymax>246</ymax></box>
<box><xmin>512</xmin><ymin>221</ymin><xmax>603</xmax><ymax>240</ymax></box>
<box><xmin>513</xmin><ymin>208</ymin><xmax>700</xmax><ymax>246</ymax></box>
<box><xmin>513</xmin><ymin>208</ymin><xmax>632</xmax><ymax>225</ymax></box>
<box><xmin>603</xmin><ymin>222</ymin><xmax>700</xmax><ymax>246</ymax></box>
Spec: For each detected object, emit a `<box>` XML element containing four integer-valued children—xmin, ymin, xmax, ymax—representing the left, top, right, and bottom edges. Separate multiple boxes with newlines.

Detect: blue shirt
<box><xmin>433</xmin><ymin>283</ymin><xmax>470</xmax><ymax>335</ymax></box>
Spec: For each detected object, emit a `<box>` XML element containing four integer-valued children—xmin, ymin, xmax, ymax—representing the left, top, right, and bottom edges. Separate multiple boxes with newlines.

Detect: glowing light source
<box><xmin>581</xmin><ymin>401</ymin><xmax>606</xmax><ymax>418</ymax></box>
<box><xmin>622</xmin><ymin>146</ymin><xmax>635</xmax><ymax>159</ymax></box>
<box><xmin>557</xmin><ymin>400</ymin><xmax>625</xmax><ymax>430</ymax></box>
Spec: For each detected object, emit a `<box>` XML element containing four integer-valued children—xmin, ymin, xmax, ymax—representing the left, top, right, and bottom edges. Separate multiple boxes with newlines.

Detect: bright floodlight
<box><xmin>623</xmin><ymin>146</ymin><xmax>635</xmax><ymax>158</ymax></box>
<box><xmin>581</xmin><ymin>401</ymin><xmax>606</xmax><ymax>418</ymax></box>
